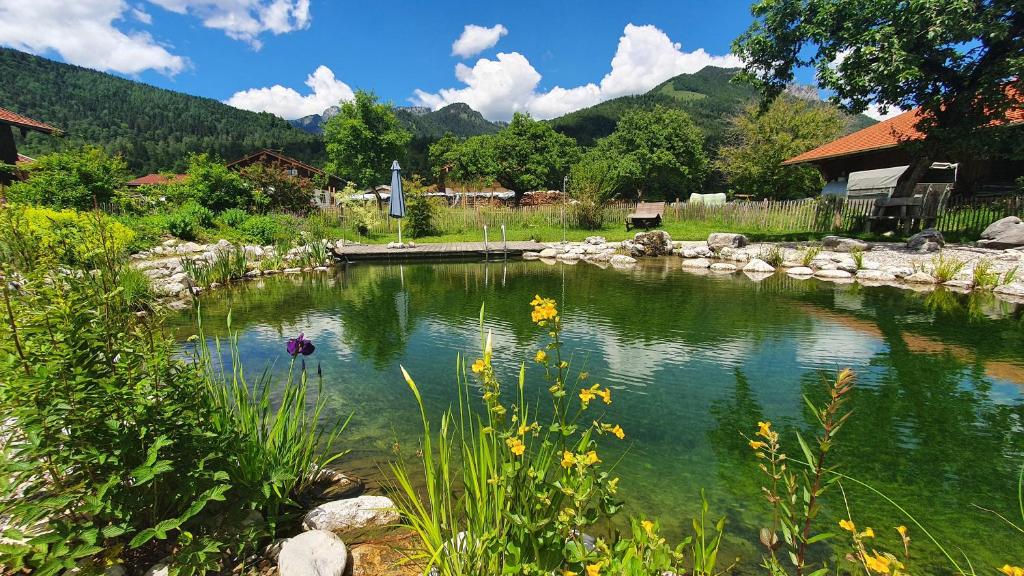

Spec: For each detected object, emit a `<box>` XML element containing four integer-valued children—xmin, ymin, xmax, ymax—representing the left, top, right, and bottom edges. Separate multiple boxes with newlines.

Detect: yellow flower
<box><xmin>896</xmin><ymin>525</ymin><xmax>907</xmax><ymax>538</ymax></box>
<box><xmin>506</xmin><ymin>437</ymin><xmax>525</xmax><ymax>456</ymax></box>
<box><xmin>860</xmin><ymin>527</ymin><xmax>875</xmax><ymax>538</ymax></box>
<box><xmin>607</xmin><ymin>477</ymin><xmax>619</xmax><ymax>493</ymax></box>
<box><xmin>561</xmin><ymin>451</ymin><xmax>576</xmax><ymax>468</ymax></box>
<box><xmin>641</xmin><ymin>519</ymin><xmax>655</xmax><ymax>538</ymax></box>
<box><xmin>530</xmin><ymin>295</ymin><xmax>558</xmax><ymax>324</ymax></box>
<box><xmin>471</xmin><ymin>358</ymin><xmax>485</xmax><ymax>374</ymax></box>
<box><xmin>579</xmin><ymin>387</ymin><xmax>596</xmax><ymax>407</ymax></box>
<box><xmin>611</xmin><ymin>424</ymin><xmax>625</xmax><ymax>439</ymax></box>
<box><xmin>562</xmin><ymin>571</ymin><xmax>579</xmax><ymax>576</ymax></box>
<box><xmin>839</xmin><ymin>519</ymin><xmax>856</xmax><ymax>532</ymax></box>
<box><xmin>749</xmin><ymin>440</ymin><xmax>766</xmax><ymax>450</ymax></box>
<box><xmin>585</xmin><ymin>563</ymin><xmax>602</xmax><ymax>576</ymax></box>
<box><xmin>757</xmin><ymin>421</ymin><xmax>772</xmax><ymax>438</ymax></box>
<box><xmin>583</xmin><ymin>450</ymin><xmax>601</xmax><ymax>465</ymax></box>
<box><xmin>1001</xmin><ymin>566</ymin><xmax>1024</xmax><ymax>576</ymax></box>
<box><xmin>863</xmin><ymin>552</ymin><xmax>891</xmax><ymax>574</ymax></box>
<box><xmin>535</xmin><ymin>349</ymin><xmax>547</xmax><ymax>362</ymax></box>
<box><xmin>596</xmin><ymin>387</ymin><xmax>611</xmax><ymax>405</ymax></box>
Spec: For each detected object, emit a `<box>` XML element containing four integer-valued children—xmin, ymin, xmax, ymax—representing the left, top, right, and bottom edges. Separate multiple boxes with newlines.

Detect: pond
<box><xmin>168</xmin><ymin>259</ymin><xmax>1024</xmax><ymax>573</ymax></box>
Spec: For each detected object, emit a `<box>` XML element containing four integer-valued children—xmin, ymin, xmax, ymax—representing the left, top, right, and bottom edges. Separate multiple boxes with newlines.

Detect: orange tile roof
<box><xmin>784</xmin><ymin>89</ymin><xmax>1024</xmax><ymax>166</ymax></box>
<box><xmin>0</xmin><ymin>107</ymin><xmax>58</xmax><ymax>134</ymax></box>
<box><xmin>127</xmin><ymin>173</ymin><xmax>187</xmax><ymax>186</ymax></box>
<box><xmin>16</xmin><ymin>153</ymin><xmax>34</xmax><ymax>165</ymax></box>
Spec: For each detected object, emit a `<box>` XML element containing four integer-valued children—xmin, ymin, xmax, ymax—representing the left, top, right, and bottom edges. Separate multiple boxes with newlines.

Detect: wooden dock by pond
<box><xmin>332</xmin><ymin>241</ymin><xmax>547</xmax><ymax>262</ymax></box>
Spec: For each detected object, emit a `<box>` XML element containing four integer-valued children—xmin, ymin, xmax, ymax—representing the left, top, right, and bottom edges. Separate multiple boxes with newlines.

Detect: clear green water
<box><xmin>168</xmin><ymin>259</ymin><xmax>1024</xmax><ymax>573</ymax></box>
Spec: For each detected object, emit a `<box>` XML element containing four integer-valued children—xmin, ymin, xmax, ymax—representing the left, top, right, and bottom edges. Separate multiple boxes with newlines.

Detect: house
<box><xmin>126</xmin><ymin>173</ymin><xmax>187</xmax><ymax>187</ymax></box>
<box><xmin>785</xmin><ymin>97</ymin><xmax>1024</xmax><ymax>198</ymax></box>
<box><xmin>0</xmin><ymin>106</ymin><xmax>59</xmax><ymax>186</ymax></box>
<box><xmin>227</xmin><ymin>148</ymin><xmax>344</xmax><ymax>207</ymax></box>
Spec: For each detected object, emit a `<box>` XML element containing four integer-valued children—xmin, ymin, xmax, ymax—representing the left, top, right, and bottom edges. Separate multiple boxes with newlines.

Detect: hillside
<box><xmin>0</xmin><ymin>48</ymin><xmax>324</xmax><ymax>174</ymax></box>
<box><xmin>548</xmin><ymin>66</ymin><xmax>876</xmax><ymax>149</ymax></box>
<box><xmin>291</xmin><ymin>102</ymin><xmax>502</xmax><ymax>139</ymax></box>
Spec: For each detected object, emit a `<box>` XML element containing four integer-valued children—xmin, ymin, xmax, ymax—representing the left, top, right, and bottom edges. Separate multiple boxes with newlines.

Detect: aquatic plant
<box><xmin>181</xmin><ymin>245</ymin><xmax>249</xmax><ymax>287</ymax></box>
<box><xmin>931</xmin><ymin>254</ymin><xmax>966</xmax><ymax>283</ymax></box>
<box><xmin>1002</xmin><ymin>265</ymin><xmax>1019</xmax><ymax>286</ymax></box>
<box><xmin>389</xmin><ymin>297</ymin><xmax>726</xmax><ymax>575</ymax></box>
<box><xmin>759</xmin><ymin>245</ymin><xmax>785</xmax><ymax>267</ymax></box>
<box><xmin>972</xmin><ymin>258</ymin><xmax>1000</xmax><ymax>289</ymax></box>
<box><xmin>850</xmin><ymin>247</ymin><xmax>865</xmax><ymax>270</ymax></box>
<box><xmin>800</xmin><ymin>246</ymin><xmax>821</xmax><ymax>267</ymax></box>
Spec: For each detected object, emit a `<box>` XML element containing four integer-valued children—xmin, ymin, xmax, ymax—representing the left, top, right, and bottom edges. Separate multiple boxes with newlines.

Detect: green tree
<box><xmin>733</xmin><ymin>0</ymin><xmax>1024</xmax><ymax>196</ymax></box>
<box><xmin>490</xmin><ymin>113</ymin><xmax>580</xmax><ymax>204</ymax></box>
<box><xmin>717</xmin><ymin>98</ymin><xmax>844</xmax><ymax>200</ymax></box>
<box><xmin>7</xmin><ymin>146</ymin><xmax>129</xmax><ymax>210</ymax></box>
<box><xmin>567</xmin><ymin>150</ymin><xmax>621</xmax><ymax>229</ymax></box>
<box><xmin>596</xmin><ymin>107</ymin><xmax>708</xmax><ymax>200</ymax></box>
<box><xmin>324</xmin><ymin>90</ymin><xmax>412</xmax><ymax>190</ymax></box>
<box><xmin>172</xmin><ymin>153</ymin><xmax>250</xmax><ymax>212</ymax></box>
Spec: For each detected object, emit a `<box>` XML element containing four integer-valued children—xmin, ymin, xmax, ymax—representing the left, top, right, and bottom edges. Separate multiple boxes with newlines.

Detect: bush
<box><xmin>179</xmin><ymin>200</ymin><xmax>215</xmax><ymax>228</ymax></box>
<box><xmin>406</xmin><ymin>194</ymin><xmax>438</xmax><ymax>237</ymax></box>
<box><xmin>343</xmin><ymin>201</ymin><xmax>378</xmax><ymax>236</ymax></box>
<box><xmin>168</xmin><ymin>212</ymin><xmax>198</xmax><ymax>240</ymax></box>
<box><xmin>238</xmin><ymin>161</ymin><xmax>315</xmax><ymax>214</ymax></box>
<box><xmin>571</xmin><ymin>199</ymin><xmax>605</xmax><ymax>230</ymax></box>
<box><xmin>0</xmin><ymin>203</ymin><xmax>135</xmax><ymax>268</ymax></box>
<box><xmin>219</xmin><ymin>208</ymin><xmax>249</xmax><ymax>228</ymax></box>
<box><xmin>240</xmin><ymin>215</ymin><xmax>281</xmax><ymax>245</ymax></box>
<box><xmin>5</xmin><ymin>146</ymin><xmax>131</xmax><ymax>210</ymax></box>
<box><xmin>179</xmin><ymin>153</ymin><xmax>251</xmax><ymax>212</ymax></box>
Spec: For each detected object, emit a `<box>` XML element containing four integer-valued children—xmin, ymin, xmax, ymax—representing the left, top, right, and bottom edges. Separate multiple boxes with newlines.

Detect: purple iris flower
<box><xmin>286</xmin><ymin>333</ymin><xmax>315</xmax><ymax>357</ymax></box>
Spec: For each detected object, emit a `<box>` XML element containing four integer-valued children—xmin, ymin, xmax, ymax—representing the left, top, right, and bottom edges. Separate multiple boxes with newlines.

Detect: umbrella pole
<box><xmin>398</xmin><ymin>220</ymin><xmax>402</xmax><ymax>246</ymax></box>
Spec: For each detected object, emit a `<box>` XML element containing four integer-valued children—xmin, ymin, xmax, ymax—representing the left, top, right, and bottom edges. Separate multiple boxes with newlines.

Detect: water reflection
<box><xmin>169</xmin><ymin>260</ymin><xmax>1024</xmax><ymax>573</ymax></box>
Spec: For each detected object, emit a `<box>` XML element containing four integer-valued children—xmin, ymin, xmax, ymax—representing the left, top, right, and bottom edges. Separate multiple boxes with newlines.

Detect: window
<box><xmin>287</xmin><ymin>168</ymin><xmax>298</xmax><ymax>176</ymax></box>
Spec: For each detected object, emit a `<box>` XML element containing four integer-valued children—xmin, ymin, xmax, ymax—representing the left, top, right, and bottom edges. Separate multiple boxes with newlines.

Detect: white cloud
<box><xmin>226</xmin><ymin>65</ymin><xmax>354</xmax><ymax>119</ymax></box>
<box><xmin>0</xmin><ymin>0</ymin><xmax>187</xmax><ymax>76</ymax></box>
<box><xmin>864</xmin><ymin>103</ymin><xmax>905</xmax><ymax>121</ymax></box>
<box><xmin>451</xmin><ymin>24</ymin><xmax>508</xmax><ymax>58</ymax></box>
<box><xmin>413</xmin><ymin>23</ymin><xmax>743</xmax><ymax>121</ymax></box>
<box><xmin>148</xmin><ymin>0</ymin><xmax>312</xmax><ymax>49</ymax></box>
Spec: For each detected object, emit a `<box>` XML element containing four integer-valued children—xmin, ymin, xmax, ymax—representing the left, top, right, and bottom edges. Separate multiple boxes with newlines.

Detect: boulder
<box><xmin>538</xmin><ymin>248</ymin><xmax>559</xmax><ymax>258</ymax></box>
<box><xmin>709</xmin><ymin>263</ymin><xmax>737</xmax><ymax>272</ymax></box>
<box><xmin>303</xmin><ymin>495</ymin><xmax>399</xmax><ymax>533</ymax></box>
<box><xmin>556</xmin><ymin>251</ymin><xmax>581</xmax><ymax>261</ymax></box>
<box><xmin>680</xmin><ymin>258</ymin><xmax>712</xmax><ymax>269</ymax></box>
<box><xmin>813</xmin><ymin>269</ymin><xmax>853</xmax><ymax>279</ymax></box>
<box><xmin>609</xmin><ymin>254</ymin><xmax>637</xmax><ymax>267</ymax></box>
<box><xmin>707</xmin><ymin>233</ymin><xmax>749</xmax><ymax>251</ymax></box>
<box><xmin>994</xmin><ymin>282</ymin><xmax>1024</xmax><ymax>297</ymax></box>
<box><xmin>299</xmin><ymin>469</ymin><xmax>365</xmax><ymax>505</ymax></box>
<box><xmin>278</xmin><ymin>530</ymin><xmax>347</xmax><ymax>576</ymax></box>
<box><xmin>585</xmin><ymin>236</ymin><xmax>606</xmax><ymax>245</ymax></box>
<box><xmin>904</xmin><ymin>271</ymin><xmax>938</xmax><ymax>284</ymax></box>
<box><xmin>143</xmin><ymin>562</ymin><xmax>169</xmax><ymax>576</ymax></box>
<box><xmin>943</xmin><ymin>279</ymin><xmax>974</xmax><ymax>290</ymax></box>
<box><xmin>522</xmin><ymin>252</ymin><xmax>541</xmax><ymax>260</ymax></box>
<box><xmin>632</xmin><ymin>230</ymin><xmax>673</xmax><ymax>257</ymax></box>
<box><xmin>856</xmin><ymin>269</ymin><xmax>897</xmax><ymax>282</ymax></box>
<box><xmin>977</xmin><ymin>216</ymin><xmax>1024</xmax><ymax>249</ymax></box>
<box><xmin>742</xmin><ymin>259</ymin><xmax>776</xmax><ymax>274</ymax></box>
<box><xmin>907</xmin><ymin>229</ymin><xmax>945</xmax><ymax>252</ymax></box>
<box><xmin>786</xmin><ymin>267</ymin><xmax>814</xmax><ymax>276</ymax></box>
<box><xmin>154</xmin><ymin>282</ymin><xmax>186</xmax><ymax>297</ymax></box>
<box><xmin>885</xmin><ymin>266</ymin><xmax>915</xmax><ymax>278</ymax></box>
<box><xmin>821</xmin><ymin>236</ymin><xmax>871</xmax><ymax>253</ymax></box>
<box><xmin>680</xmin><ymin>246</ymin><xmax>715</xmax><ymax>259</ymax></box>
<box><xmin>836</xmin><ymin>259</ymin><xmax>859</xmax><ymax>273</ymax></box>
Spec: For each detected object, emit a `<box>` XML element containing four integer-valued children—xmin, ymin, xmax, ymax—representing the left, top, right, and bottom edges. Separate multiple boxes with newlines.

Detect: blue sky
<box><xmin>0</xmin><ymin>1</ymin><xmax>831</xmax><ymax>121</ymax></box>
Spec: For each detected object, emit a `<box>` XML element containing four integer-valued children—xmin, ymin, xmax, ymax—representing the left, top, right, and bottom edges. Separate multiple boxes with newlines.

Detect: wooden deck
<box><xmin>332</xmin><ymin>241</ymin><xmax>546</xmax><ymax>262</ymax></box>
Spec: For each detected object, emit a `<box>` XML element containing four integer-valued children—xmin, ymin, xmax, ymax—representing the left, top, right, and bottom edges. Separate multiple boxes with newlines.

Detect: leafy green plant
<box><xmin>0</xmin><ymin>203</ymin><xmax>135</xmax><ymax>269</ymax></box>
<box><xmin>343</xmin><ymin>201</ymin><xmax>379</xmax><ymax>237</ymax></box>
<box><xmin>1002</xmin><ymin>265</ymin><xmax>1019</xmax><ymax>286</ymax></box>
<box><xmin>800</xmin><ymin>246</ymin><xmax>821</xmax><ymax>267</ymax></box>
<box><xmin>181</xmin><ymin>245</ymin><xmax>249</xmax><ymax>288</ymax></box>
<box><xmin>168</xmin><ymin>211</ymin><xmax>199</xmax><ymax>240</ymax></box>
<box><xmin>850</xmin><ymin>248</ymin><xmax>865</xmax><ymax>270</ymax></box>
<box><xmin>759</xmin><ymin>245</ymin><xmax>785</xmax><ymax>267</ymax></box>
<box><xmin>407</xmin><ymin>195</ymin><xmax>439</xmax><ymax>238</ymax></box>
<box><xmin>931</xmin><ymin>254</ymin><xmax>966</xmax><ymax>283</ymax></box>
<box><xmin>240</xmin><ymin>215</ymin><xmax>281</xmax><ymax>245</ymax></box>
<box><xmin>219</xmin><ymin>208</ymin><xmax>249</xmax><ymax>228</ymax></box>
<box><xmin>972</xmin><ymin>258</ymin><xmax>1000</xmax><ymax>289</ymax></box>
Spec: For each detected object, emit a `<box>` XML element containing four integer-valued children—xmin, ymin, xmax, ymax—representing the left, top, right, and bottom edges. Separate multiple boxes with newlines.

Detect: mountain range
<box><xmin>1</xmin><ymin>47</ymin><xmax>873</xmax><ymax>178</ymax></box>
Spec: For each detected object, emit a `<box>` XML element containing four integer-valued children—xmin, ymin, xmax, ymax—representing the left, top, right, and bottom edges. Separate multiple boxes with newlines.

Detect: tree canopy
<box><xmin>717</xmin><ymin>98</ymin><xmax>844</xmax><ymax>200</ymax></box>
<box><xmin>324</xmin><ymin>90</ymin><xmax>412</xmax><ymax>190</ymax></box>
<box><xmin>489</xmin><ymin>113</ymin><xmax>580</xmax><ymax>203</ymax></box>
<box><xmin>595</xmin><ymin>107</ymin><xmax>709</xmax><ymax>200</ymax></box>
<box><xmin>733</xmin><ymin>0</ymin><xmax>1024</xmax><ymax>192</ymax></box>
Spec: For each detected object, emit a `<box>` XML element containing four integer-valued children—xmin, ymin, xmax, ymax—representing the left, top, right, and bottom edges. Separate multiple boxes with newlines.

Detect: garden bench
<box><xmin>626</xmin><ymin>202</ymin><xmax>666</xmax><ymax>231</ymax></box>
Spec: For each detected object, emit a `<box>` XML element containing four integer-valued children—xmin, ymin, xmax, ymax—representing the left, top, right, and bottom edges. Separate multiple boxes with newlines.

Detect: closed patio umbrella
<box><xmin>389</xmin><ymin>160</ymin><xmax>405</xmax><ymax>245</ymax></box>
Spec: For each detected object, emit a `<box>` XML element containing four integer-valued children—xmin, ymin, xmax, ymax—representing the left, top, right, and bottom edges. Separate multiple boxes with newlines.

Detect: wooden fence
<box><xmin>321</xmin><ymin>194</ymin><xmax>1023</xmax><ymax>240</ymax></box>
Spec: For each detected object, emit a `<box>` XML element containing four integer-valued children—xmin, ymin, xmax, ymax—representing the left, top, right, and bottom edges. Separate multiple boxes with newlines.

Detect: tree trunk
<box><xmin>893</xmin><ymin>154</ymin><xmax>931</xmax><ymax>198</ymax></box>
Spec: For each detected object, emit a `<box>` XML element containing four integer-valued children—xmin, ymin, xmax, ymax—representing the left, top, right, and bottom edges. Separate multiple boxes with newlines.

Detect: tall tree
<box><xmin>489</xmin><ymin>113</ymin><xmax>580</xmax><ymax>204</ymax></box>
<box><xmin>717</xmin><ymin>98</ymin><xmax>844</xmax><ymax>200</ymax></box>
<box><xmin>733</xmin><ymin>0</ymin><xmax>1024</xmax><ymax>196</ymax></box>
<box><xmin>324</xmin><ymin>91</ymin><xmax>412</xmax><ymax>190</ymax></box>
<box><xmin>596</xmin><ymin>107</ymin><xmax>708</xmax><ymax>200</ymax></box>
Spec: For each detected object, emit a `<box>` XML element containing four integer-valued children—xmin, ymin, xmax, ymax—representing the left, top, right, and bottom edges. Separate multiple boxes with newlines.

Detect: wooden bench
<box><xmin>864</xmin><ymin>186</ymin><xmax>951</xmax><ymax>235</ymax></box>
<box><xmin>626</xmin><ymin>201</ymin><xmax>666</xmax><ymax>231</ymax></box>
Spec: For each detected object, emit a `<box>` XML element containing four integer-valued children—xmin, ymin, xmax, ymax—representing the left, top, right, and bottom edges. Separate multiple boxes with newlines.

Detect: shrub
<box><xmin>406</xmin><ymin>194</ymin><xmax>438</xmax><ymax>237</ymax></box>
<box><xmin>237</xmin><ymin>161</ymin><xmax>315</xmax><ymax>214</ymax></box>
<box><xmin>240</xmin><ymin>215</ymin><xmax>280</xmax><ymax>245</ymax></box>
<box><xmin>0</xmin><ymin>203</ymin><xmax>135</xmax><ymax>268</ymax></box>
<box><xmin>179</xmin><ymin>200</ymin><xmax>215</xmax><ymax>228</ymax></box>
<box><xmin>343</xmin><ymin>201</ymin><xmax>378</xmax><ymax>236</ymax></box>
<box><xmin>219</xmin><ymin>208</ymin><xmax>249</xmax><ymax>228</ymax></box>
<box><xmin>168</xmin><ymin>212</ymin><xmax>198</xmax><ymax>240</ymax></box>
<box><xmin>571</xmin><ymin>199</ymin><xmax>605</xmax><ymax>230</ymax></box>
<box><xmin>5</xmin><ymin>146</ymin><xmax>130</xmax><ymax>210</ymax></box>
<box><xmin>179</xmin><ymin>153</ymin><xmax>251</xmax><ymax>212</ymax></box>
